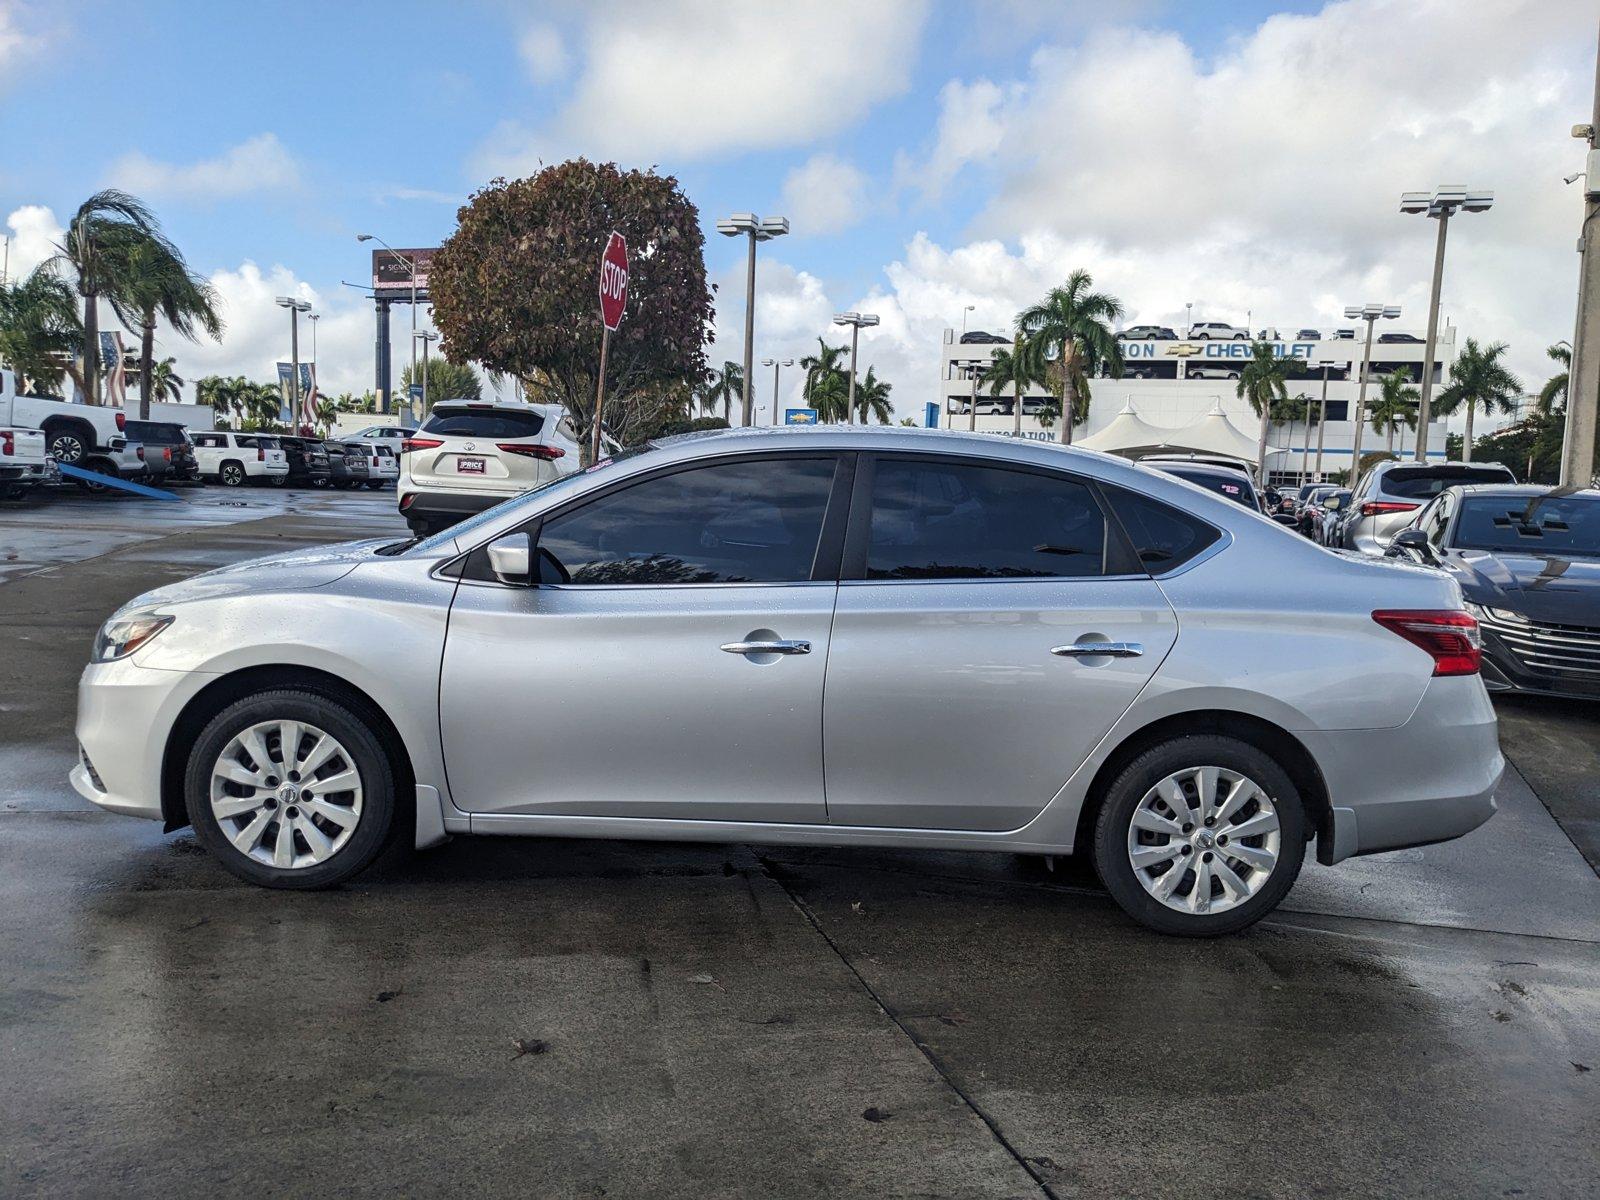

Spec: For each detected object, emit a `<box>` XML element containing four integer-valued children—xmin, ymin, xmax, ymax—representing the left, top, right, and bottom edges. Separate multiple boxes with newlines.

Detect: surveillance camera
<box><xmin>1566</xmin><ymin>172</ymin><xmax>1586</xmax><ymax>185</ymax></box>
<box><xmin>1573</xmin><ymin>123</ymin><xmax>1595</xmax><ymax>140</ymax></box>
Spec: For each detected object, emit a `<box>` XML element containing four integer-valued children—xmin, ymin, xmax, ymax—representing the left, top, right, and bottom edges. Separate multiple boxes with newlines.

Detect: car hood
<box><xmin>1446</xmin><ymin>549</ymin><xmax>1600</xmax><ymax>626</ymax></box>
<box><xmin>112</xmin><ymin>537</ymin><xmax>400</xmax><ymax>617</ymax></box>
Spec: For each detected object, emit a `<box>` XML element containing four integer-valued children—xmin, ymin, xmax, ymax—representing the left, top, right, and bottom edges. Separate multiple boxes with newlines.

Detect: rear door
<box><xmin>822</xmin><ymin>454</ymin><xmax>1178</xmax><ymax>832</ymax></box>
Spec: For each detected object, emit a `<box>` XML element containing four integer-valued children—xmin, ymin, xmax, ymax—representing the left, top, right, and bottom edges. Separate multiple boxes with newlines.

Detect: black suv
<box><xmin>123</xmin><ymin>420</ymin><xmax>199</xmax><ymax>484</ymax></box>
<box><xmin>324</xmin><ymin>441</ymin><xmax>371</xmax><ymax>489</ymax></box>
<box><xmin>276</xmin><ymin>436</ymin><xmax>332</xmax><ymax>487</ymax></box>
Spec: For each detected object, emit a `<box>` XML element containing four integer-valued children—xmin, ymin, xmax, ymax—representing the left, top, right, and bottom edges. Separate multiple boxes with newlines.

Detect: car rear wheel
<box><xmin>219</xmin><ymin>461</ymin><xmax>245</xmax><ymax>487</ymax></box>
<box><xmin>1092</xmin><ymin>734</ymin><xmax>1305</xmax><ymax>936</ymax></box>
<box><xmin>185</xmin><ymin>689</ymin><xmax>396</xmax><ymax>889</ymax></box>
<box><xmin>267</xmin><ymin>473</ymin><xmax>288</xmax><ymax>488</ymax></box>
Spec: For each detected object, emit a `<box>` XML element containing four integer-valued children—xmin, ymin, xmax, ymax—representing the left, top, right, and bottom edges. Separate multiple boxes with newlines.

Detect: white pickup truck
<box><xmin>0</xmin><ymin>368</ymin><xmax>129</xmax><ymax>468</ymax></box>
<box><xmin>0</xmin><ymin>425</ymin><xmax>51</xmax><ymax>498</ymax></box>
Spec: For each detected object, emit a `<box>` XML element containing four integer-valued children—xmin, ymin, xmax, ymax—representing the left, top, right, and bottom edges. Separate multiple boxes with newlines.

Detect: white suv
<box><xmin>1188</xmin><ymin>322</ymin><xmax>1249</xmax><ymax>341</ymax></box>
<box><xmin>398</xmin><ymin>400</ymin><xmax>578</xmax><ymax>535</ymax></box>
<box><xmin>191</xmin><ymin>431</ymin><xmax>290</xmax><ymax>487</ymax></box>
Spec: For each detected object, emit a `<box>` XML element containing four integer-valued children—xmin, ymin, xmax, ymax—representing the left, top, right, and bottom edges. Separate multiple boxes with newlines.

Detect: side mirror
<box><xmin>1388</xmin><ymin>527</ymin><xmax>1434</xmax><ymax>562</ymax></box>
<box><xmin>485</xmin><ymin>532</ymin><xmax>533</xmax><ymax>586</ymax></box>
<box><xmin>1323</xmin><ymin>496</ymin><xmax>1344</xmax><ymax>512</ymax></box>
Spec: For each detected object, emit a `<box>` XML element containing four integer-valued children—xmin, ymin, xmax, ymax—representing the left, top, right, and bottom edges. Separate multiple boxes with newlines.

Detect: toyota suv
<box><xmin>1341</xmin><ymin>460</ymin><xmax>1517</xmax><ymax>555</ymax></box>
<box><xmin>398</xmin><ymin>399</ymin><xmax>579</xmax><ymax>535</ymax></box>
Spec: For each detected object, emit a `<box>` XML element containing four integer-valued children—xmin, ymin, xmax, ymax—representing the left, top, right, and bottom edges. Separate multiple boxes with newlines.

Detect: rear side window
<box><xmin>865</xmin><ymin>459</ymin><xmax>1111</xmax><ymax>579</ymax></box>
<box><xmin>1102</xmin><ymin>486</ymin><xmax>1222</xmax><ymax>572</ymax></box>
<box><xmin>423</xmin><ymin>409</ymin><xmax>546</xmax><ymax>439</ymax></box>
<box><xmin>1382</xmin><ymin>465</ymin><xmax>1515</xmax><ymax>499</ymax></box>
<box><xmin>125</xmin><ymin>423</ymin><xmax>184</xmax><ymax>444</ymax></box>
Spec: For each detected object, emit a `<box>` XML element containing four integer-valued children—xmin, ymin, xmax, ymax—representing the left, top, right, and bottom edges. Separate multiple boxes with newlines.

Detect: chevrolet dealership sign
<box><xmin>1120</xmin><ymin>340</ymin><xmax>1319</xmax><ymax>362</ymax></box>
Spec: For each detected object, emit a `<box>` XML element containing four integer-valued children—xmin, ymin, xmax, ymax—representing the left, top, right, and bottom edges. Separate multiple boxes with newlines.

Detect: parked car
<box><xmin>74</xmin><ymin>438</ymin><xmax>147</xmax><ymax>492</ymax></box>
<box><xmin>1186</xmin><ymin>364</ymin><xmax>1241</xmax><ymax>380</ymax></box>
<box><xmin>1149</xmin><ymin>460</ymin><xmax>1263</xmax><ymax>511</ymax></box>
<box><xmin>1341</xmin><ymin>461</ymin><xmax>1517</xmax><ymax>555</ymax></box>
<box><xmin>348</xmin><ymin>424</ymin><xmax>417</xmax><ymax>448</ymax></box>
<box><xmin>324</xmin><ymin>441</ymin><xmax>372</xmax><ymax>489</ymax></box>
<box><xmin>0</xmin><ymin>425</ymin><xmax>50</xmax><ymax>498</ymax></box>
<box><xmin>1118</xmin><ymin>325</ymin><xmax>1178</xmax><ymax>340</ymax></box>
<box><xmin>1187</xmin><ymin>322</ymin><xmax>1249</xmax><ymax>341</ymax></box>
<box><xmin>1314</xmin><ymin>489</ymin><xmax>1354</xmax><ymax>546</ymax></box>
<box><xmin>277</xmin><ymin>436</ymin><xmax>332</xmax><ymax>488</ymax></box>
<box><xmin>1378</xmin><ymin>332</ymin><xmax>1424</xmax><ymax>344</ymax></box>
<box><xmin>366</xmin><ymin>444</ymin><xmax>400</xmax><ymax>489</ymax></box>
<box><xmin>1256</xmin><ymin>327</ymin><xmax>1282</xmax><ymax>341</ymax></box>
<box><xmin>71</xmin><ymin>427</ymin><xmax>1503</xmax><ymax>936</ymax></box>
<box><xmin>1332</xmin><ymin>329</ymin><xmax>1356</xmax><ymax>340</ymax></box>
<box><xmin>1296</xmin><ymin>329</ymin><xmax>1321</xmax><ymax>340</ymax></box>
<box><xmin>125</xmin><ymin>420</ymin><xmax>199</xmax><ymax>486</ymax></box>
<box><xmin>0</xmin><ymin>368</ymin><xmax>127</xmax><ymax>467</ymax></box>
<box><xmin>958</xmin><ymin>330</ymin><xmax>1009</xmax><ymax>345</ymax></box>
<box><xmin>1294</xmin><ymin>484</ymin><xmax>1338</xmax><ymax>536</ymax></box>
<box><xmin>1385</xmin><ymin>485</ymin><xmax>1600</xmax><ymax>698</ymax></box>
<box><xmin>191</xmin><ymin>431</ymin><xmax>290</xmax><ymax>487</ymax></box>
<box><xmin>398</xmin><ymin>399</ymin><xmax>579</xmax><ymax>536</ymax></box>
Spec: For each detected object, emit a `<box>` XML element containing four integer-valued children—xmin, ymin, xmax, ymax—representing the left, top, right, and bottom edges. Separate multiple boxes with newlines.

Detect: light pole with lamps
<box><xmin>275</xmin><ymin>296</ymin><xmax>311</xmax><ymax>422</ymax></box>
<box><xmin>1399</xmin><ymin>187</ymin><xmax>1493</xmax><ymax>461</ymax></box>
<box><xmin>413</xmin><ymin>330</ymin><xmax>438</xmax><ymax>419</ymax></box>
<box><xmin>716</xmin><ymin>214</ymin><xmax>789</xmax><ymax>426</ymax></box>
<box><xmin>761</xmin><ymin>357</ymin><xmax>793</xmax><ymax>426</ymax></box>
<box><xmin>961</xmin><ymin>304</ymin><xmax>975</xmax><ymax>335</ymax></box>
<box><xmin>357</xmin><ymin>233</ymin><xmax>420</xmax><ymax>418</ymax></box>
<box><xmin>1343</xmin><ymin>303</ymin><xmax>1400</xmax><ymax>472</ymax></box>
<box><xmin>1313</xmin><ymin>358</ymin><xmax>1336</xmax><ymax>480</ymax></box>
<box><xmin>1185</xmin><ymin>301</ymin><xmax>1194</xmax><ymax>334</ymax></box>
<box><xmin>832</xmin><ymin>311</ymin><xmax>879</xmax><ymax>424</ymax></box>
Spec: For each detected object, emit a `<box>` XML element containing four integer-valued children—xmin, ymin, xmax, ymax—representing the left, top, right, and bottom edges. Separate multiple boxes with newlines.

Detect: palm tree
<box><xmin>697</xmin><ymin>360</ymin><xmax>743</xmax><ymax>421</ymax></box>
<box><xmin>147</xmin><ymin>357</ymin><xmax>185</xmax><ymax>404</ymax></box>
<box><xmin>400</xmin><ymin>358</ymin><xmax>482</xmax><ymax>405</ymax></box>
<box><xmin>1435</xmin><ymin>338</ymin><xmax>1522</xmax><ymax>462</ymax></box>
<box><xmin>807</xmin><ymin>368</ymin><xmax>851</xmax><ymax>423</ymax></box>
<box><xmin>1368</xmin><ymin>371</ymin><xmax>1420</xmax><ymax>454</ymax></box>
<box><xmin>852</xmin><ymin>365</ymin><xmax>893</xmax><ymax>424</ymax></box>
<box><xmin>1237</xmin><ymin>340</ymin><xmax>1304</xmax><ymax>480</ymax></box>
<box><xmin>103</xmin><ymin>235</ymin><xmax>222</xmax><ymax>419</ymax></box>
<box><xmin>979</xmin><ymin>333</ymin><xmax>1048</xmax><ymax>436</ymax></box>
<box><xmin>1537</xmin><ymin>342</ymin><xmax>1569</xmax><ymax>414</ymax></box>
<box><xmin>799</xmin><ymin>339</ymin><xmax>848</xmax><ymax>420</ymax></box>
<box><xmin>45</xmin><ymin>190</ymin><xmax>171</xmax><ymax>404</ymax></box>
<box><xmin>1016</xmin><ymin>269</ymin><xmax>1124</xmax><ymax>444</ymax></box>
<box><xmin>0</xmin><ymin>267</ymin><xmax>81</xmax><ymax>396</ymax></box>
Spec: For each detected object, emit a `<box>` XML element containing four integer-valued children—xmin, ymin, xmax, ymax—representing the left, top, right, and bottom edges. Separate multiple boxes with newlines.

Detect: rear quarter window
<box><xmin>1103</xmin><ymin>485</ymin><xmax>1223</xmax><ymax>573</ymax></box>
<box><xmin>422</xmin><ymin>409</ymin><xmax>546</xmax><ymax>439</ymax></box>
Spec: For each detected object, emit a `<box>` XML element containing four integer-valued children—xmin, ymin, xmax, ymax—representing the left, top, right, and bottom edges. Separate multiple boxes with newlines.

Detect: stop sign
<box><xmin>598</xmin><ymin>231</ymin><xmax>628</xmax><ymax>331</ymax></box>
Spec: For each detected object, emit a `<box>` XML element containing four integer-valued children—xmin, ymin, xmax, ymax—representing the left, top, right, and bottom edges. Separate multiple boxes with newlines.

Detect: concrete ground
<box><xmin>1</xmin><ymin>485</ymin><xmax>1597</xmax><ymax>1199</ymax></box>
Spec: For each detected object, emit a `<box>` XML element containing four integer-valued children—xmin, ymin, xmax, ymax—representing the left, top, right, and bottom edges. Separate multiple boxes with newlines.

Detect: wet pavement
<box><xmin>1</xmin><ymin>486</ymin><xmax>1597</xmax><ymax>1198</ymax></box>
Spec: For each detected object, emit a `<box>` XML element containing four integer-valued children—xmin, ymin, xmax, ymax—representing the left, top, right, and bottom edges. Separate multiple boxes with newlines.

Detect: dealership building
<box><xmin>934</xmin><ymin>323</ymin><xmax>1461</xmax><ymax>484</ymax></box>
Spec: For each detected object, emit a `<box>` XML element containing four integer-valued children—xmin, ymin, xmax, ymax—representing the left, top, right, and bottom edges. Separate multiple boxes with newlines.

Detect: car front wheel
<box><xmin>1092</xmin><ymin>734</ymin><xmax>1305</xmax><ymax>936</ymax></box>
<box><xmin>184</xmin><ymin>689</ymin><xmax>397</xmax><ymax>889</ymax></box>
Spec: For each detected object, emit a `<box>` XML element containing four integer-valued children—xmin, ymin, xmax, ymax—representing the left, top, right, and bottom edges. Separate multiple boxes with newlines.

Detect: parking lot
<box><xmin>2</xmin><ymin>486</ymin><xmax>1598</xmax><ymax>1199</ymax></box>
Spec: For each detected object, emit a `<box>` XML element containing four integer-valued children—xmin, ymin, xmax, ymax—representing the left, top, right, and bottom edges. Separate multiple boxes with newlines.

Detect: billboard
<box><xmin>784</xmin><ymin>408</ymin><xmax>818</xmax><ymax>425</ymax></box>
<box><xmin>371</xmin><ymin>248</ymin><xmax>438</xmax><ymax>301</ymax></box>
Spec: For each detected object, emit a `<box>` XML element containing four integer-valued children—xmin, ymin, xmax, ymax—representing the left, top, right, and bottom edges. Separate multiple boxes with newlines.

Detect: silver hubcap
<box><xmin>209</xmin><ymin>720</ymin><xmax>363</xmax><ymax>869</ymax></box>
<box><xmin>1126</xmin><ymin>765</ymin><xmax>1281</xmax><ymax>915</ymax></box>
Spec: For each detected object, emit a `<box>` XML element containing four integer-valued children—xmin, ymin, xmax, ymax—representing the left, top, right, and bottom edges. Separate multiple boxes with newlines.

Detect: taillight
<box><xmin>1372</xmin><ymin>610</ymin><xmax>1481</xmax><ymax>677</ymax></box>
<box><xmin>115</xmin><ymin>411</ymin><xmax>126</xmax><ymax>432</ymax></box>
<box><xmin>1360</xmin><ymin>501</ymin><xmax>1418</xmax><ymax>517</ymax></box>
<box><xmin>399</xmin><ymin>493</ymin><xmax>415</xmax><ymax>510</ymax></box>
<box><xmin>497</xmin><ymin>443</ymin><xmax>565</xmax><ymax>460</ymax></box>
<box><xmin>402</xmin><ymin>437</ymin><xmax>444</xmax><ymax>453</ymax></box>
<box><xmin>136</xmin><ymin>446</ymin><xmax>145</xmax><ymax>460</ymax></box>
<box><xmin>372</xmin><ymin>457</ymin><xmax>381</xmax><ymax>468</ymax></box>
<box><xmin>162</xmin><ymin>447</ymin><xmax>171</xmax><ymax>462</ymax></box>
<box><xmin>257</xmin><ymin>447</ymin><xmax>265</xmax><ymax>461</ymax></box>
<box><xmin>0</xmin><ymin>431</ymin><xmax>13</xmax><ymax>456</ymax></box>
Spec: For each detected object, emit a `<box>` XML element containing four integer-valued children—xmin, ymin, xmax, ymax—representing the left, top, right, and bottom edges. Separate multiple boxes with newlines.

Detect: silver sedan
<box><xmin>72</xmin><ymin>428</ymin><xmax>1502</xmax><ymax>935</ymax></box>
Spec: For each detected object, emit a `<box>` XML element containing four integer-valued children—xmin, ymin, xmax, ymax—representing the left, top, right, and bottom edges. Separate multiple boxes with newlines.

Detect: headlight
<box><xmin>1462</xmin><ymin>601</ymin><xmax>1487</xmax><ymax>620</ymax></box>
<box><xmin>93</xmin><ymin>613</ymin><xmax>174</xmax><ymax>662</ymax></box>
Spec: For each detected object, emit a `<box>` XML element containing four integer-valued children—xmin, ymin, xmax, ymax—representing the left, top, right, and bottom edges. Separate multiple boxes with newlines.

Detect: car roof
<box><xmin>1150</xmin><ymin>461</ymin><xmax>1256</xmax><ymax>485</ymax></box>
<box><xmin>1447</xmin><ymin>483</ymin><xmax>1600</xmax><ymax>499</ymax></box>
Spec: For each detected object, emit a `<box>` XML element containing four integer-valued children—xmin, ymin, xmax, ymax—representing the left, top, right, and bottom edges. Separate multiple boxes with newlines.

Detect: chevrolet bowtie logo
<box><xmin>1165</xmin><ymin>343</ymin><xmax>1205</xmax><ymax>357</ymax></box>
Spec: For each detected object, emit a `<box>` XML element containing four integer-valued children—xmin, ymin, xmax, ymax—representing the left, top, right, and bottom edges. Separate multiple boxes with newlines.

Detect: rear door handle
<box><xmin>1051</xmin><ymin>641</ymin><xmax>1144</xmax><ymax>658</ymax></box>
<box><xmin>721</xmin><ymin>640</ymin><xmax>811</xmax><ymax>656</ymax></box>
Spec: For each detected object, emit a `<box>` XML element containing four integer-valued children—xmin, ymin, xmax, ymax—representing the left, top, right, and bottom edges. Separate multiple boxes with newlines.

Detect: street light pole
<box><xmin>717</xmin><ymin>214</ymin><xmax>789</xmax><ymax>425</ymax></box>
<box><xmin>761</xmin><ymin>357</ymin><xmax>793</xmax><ymax>426</ymax></box>
<box><xmin>832</xmin><ymin>312</ymin><xmax>879</xmax><ymax>425</ymax></box>
<box><xmin>1343</xmin><ymin>303</ymin><xmax>1400</xmax><ymax>475</ymax></box>
<box><xmin>1563</xmin><ymin>25</ymin><xmax>1600</xmax><ymax>484</ymax></box>
<box><xmin>961</xmin><ymin>304</ymin><xmax>975</xmax><ymax>335</ymax></box>
<box><xmin>414</xmin><ymin>330</ymin><xmax>438</xmax><ymax>416</ymax></box>
<box><xmin>968</xmin><ymin>364</ymin><xmax>980</xmax><ymax>432</ymax></box>
<box><xmin>1400</xmin><ymin>187</ymin><xmax>1494</xmax><ymax>461</ymax></box>
<box><xmin>276</xmin><ymin>296</ymin><xmax>311</xmax><ymax>424</ymax></box>
<box><xmin>1314</xmin><ymin>359</ymin><xmax>1333</xmax><ymax>480</ymax></box>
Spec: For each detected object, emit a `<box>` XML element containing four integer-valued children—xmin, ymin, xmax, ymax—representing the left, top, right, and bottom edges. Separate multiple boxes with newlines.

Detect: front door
<box><xmin>823</xmin><ymin>454</ymin><xmax>1178</xmax><ymax>831</ymax></box>
<box><xmin>440</xmin><ymin>453</ymin><xmax>849</xmax><ymax>823</ymax></box>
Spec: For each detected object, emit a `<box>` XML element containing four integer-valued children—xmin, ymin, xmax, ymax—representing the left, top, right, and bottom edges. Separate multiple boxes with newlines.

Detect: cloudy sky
<box><xmin>0</xmin><ymin>0</ymin><xmax>1592</xmax><ymax>417</ymax></box>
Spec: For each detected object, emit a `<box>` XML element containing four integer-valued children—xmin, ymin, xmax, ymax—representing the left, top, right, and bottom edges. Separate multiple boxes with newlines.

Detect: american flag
<box><xmin>301</xmin><ymin>363</ymin><xmax>320</xmax><ymax>433</ymax></box>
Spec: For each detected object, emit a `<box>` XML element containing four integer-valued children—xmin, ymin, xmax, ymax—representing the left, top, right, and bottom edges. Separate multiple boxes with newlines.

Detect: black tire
<box><xmin>219</xmin><ymin>461</ymin><xmax>246</xmax><ymax>487</ymax></box>
<box><xmin>1092</xmin><ymin>734</ymin><xmax>1306</xmax><ymax>937</ymax></box>
<box><xmin>267</xmin><ymin>472</ymin><xmax>288</xmax><ymax>488</ymax></box>
<box><xmin>74</xmin><ymin>459</ymin><xmax>115</xmax><ymax>493</ymax></box>
<box><xmin>185</xmin><ymin>689</ymin><xmax>397</xmax><ymax>890</ymax></box>
<box><xmin>309</xmin><ymin>476</ymin><xmax>329</xmax><ymax>488</ymax></box>
<box><xmin>365</xmin><ymin>480</ymin><xmax>386</xmax><ymax>490</ymax></box>
<box><xmin>44</xmin><ymin>422</ymin><xmax>91</xmax><ymax>465</ymax></box>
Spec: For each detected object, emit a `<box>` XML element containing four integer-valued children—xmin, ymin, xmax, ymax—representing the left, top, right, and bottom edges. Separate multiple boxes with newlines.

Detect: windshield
<box><xmin>1383</xmin><ymin>465</ymin><xmax>1515</xmax><ymax>500</ymax></box>
<box><xmin>1454</xmin><ymin>494</ymin><xmax>1600</xmax><ymax>558</ymax></box>
<box><xmin>404</xmin><ymin>446</ymin><xmax>656</xmax><ymax>557</ymax></box>
<box><xmin>125</xmin><ymin>422</ymin><xmax>185</xmax><ymax>443</ymax></box>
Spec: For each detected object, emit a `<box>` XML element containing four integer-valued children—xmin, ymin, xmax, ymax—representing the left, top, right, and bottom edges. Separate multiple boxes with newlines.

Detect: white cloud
<box><xmin>4</xmin><ymin>203</ymin><xmax>64</xmax><ymax>279</ymax></box>
<box><xmin>780</xmin><ymin>154</ymin><xmax>870</xmax><ymax>235</ymax></box>
<box><xmin>518</xmin><ymin>23</ymin><xmax>568</xmax><ymax>83</ymax></box>
<box><xmin>108</xmin><ymin>133</ymin><xmax>302</xmax><ymax>201</ymax></box>
<box><xmin>0</xmin><ymin>1</ymin><xmax>45</xmax><ymax>75</ymax></box>
<box><xmin>479</xmin><ymin>0</ymin><xmax>931</xmax><ymax>169</ymax></box>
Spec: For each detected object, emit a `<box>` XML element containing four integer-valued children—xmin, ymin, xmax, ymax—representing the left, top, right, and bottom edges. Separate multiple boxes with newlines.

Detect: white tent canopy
<box><xmin>1076</xmin><ymin>400</ymin><xmax>1282</xmax><ymax>462</ymax></box>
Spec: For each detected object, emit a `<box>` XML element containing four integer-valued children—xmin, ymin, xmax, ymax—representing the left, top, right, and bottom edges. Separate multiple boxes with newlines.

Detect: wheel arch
<box><xmin>159</xmin><ymin>664</ymin><xmax>416</xmax><ymax>838</ymax></box>
<box><xmin>1072</xmin><ymin>709</ymin><xmax>1332</xmax><ymax>863</ymax></box>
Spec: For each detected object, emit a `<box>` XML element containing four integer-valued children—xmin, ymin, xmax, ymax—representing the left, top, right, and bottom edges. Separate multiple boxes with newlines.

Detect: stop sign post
<box><xmin>592</xmin><ymin>232</ymin><xmax>629</xmax><ymax>462</ymax></box>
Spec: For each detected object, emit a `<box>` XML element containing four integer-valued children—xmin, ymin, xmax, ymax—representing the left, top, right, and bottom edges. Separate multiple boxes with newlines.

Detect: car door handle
<box><xmin>721</xmin><ymin>640</ymin><xmax>811</xmax><ymax>656</ymax></box>
<box><xmin>1051</xmin><ymin>641</ymin><xmax>1144</xmax><ymax>658</ymax></box>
